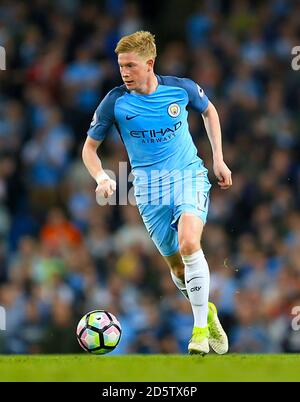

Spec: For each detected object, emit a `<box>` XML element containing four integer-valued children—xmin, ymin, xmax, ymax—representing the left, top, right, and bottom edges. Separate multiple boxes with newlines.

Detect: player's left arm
<box><xmin>201</xmin><ymin>101</ymin><xmax>232</xmax><ymax>190</ymax></box>
<box><xmin>180</xmin><ymin>77</ymin><xmax>232</xmax><ymax>190</ymax></box>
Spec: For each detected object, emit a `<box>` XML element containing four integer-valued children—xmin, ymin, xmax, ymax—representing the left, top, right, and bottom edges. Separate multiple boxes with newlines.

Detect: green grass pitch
<box><xmin>1</xmin><ymin>354</ymin><xmax>300</xmax><ymax>381</ymax></box>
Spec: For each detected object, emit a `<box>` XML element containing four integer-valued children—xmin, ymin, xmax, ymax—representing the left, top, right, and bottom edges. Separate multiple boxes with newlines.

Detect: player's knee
<box><xmin>179</xmin><ymin>239</ymin><xmax>201</xmax><ymax>257</ymax></box>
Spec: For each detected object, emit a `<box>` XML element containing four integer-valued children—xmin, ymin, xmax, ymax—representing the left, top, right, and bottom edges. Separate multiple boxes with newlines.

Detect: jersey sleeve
<box><xmin>87</xmin><ymin>90</ymin><xmax>117</xmax><ymax>141</ymax></box>
<box><xmin>181</xmin><ymin>78</ymin><xmax>209</xmax><ymax>113</ymax></box>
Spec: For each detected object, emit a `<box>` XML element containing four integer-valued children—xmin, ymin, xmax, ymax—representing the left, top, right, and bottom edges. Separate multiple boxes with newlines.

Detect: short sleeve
<box><xmin>87</xmin><ymin>90</ymin><xmax>118</xmax><ymax>141</ymax></box>
<box><xmin>181</xmin><ymin>78</ymin><xmax>209</xmax><ymax>113</ymax></box>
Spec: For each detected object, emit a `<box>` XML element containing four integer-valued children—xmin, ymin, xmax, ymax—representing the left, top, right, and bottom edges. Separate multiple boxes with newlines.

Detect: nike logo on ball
<box><xmin>126</xmin><ymin>114</ymin><xmax>139</xmax><ymax>120</ymax></box>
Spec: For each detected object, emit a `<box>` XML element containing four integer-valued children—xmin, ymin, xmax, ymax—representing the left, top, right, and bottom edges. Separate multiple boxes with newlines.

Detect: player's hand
<box><xmin>95</xmin><ymin>171</ymin><xmax>116</xmax><ymax>198</ymax></box>
<box><xmin>213</xmin><ymin>159</ymin><xmax>232</xmax><ymax>190</ymax></box>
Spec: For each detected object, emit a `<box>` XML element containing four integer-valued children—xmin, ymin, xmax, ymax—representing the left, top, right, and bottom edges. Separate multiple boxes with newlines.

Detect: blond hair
<box><xmin>115</xmin><ymin>31</ymin><xmax>157</xmax><ymax>60</ymax></box>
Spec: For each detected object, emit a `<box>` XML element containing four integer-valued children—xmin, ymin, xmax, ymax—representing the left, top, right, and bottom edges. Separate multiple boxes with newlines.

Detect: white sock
<box><xmin>182</xmin><ymin>248</ymin><xmax>210</xmax><ymax>328</ymax></box>
<box><xmin>170</xmin><ymin>271</ymin><xmax>189</xmax><ymax>300</ymax></box>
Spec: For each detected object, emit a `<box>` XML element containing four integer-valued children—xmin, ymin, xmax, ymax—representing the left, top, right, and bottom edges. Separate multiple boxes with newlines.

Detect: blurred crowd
<box><xmin>1</xmin><ymin>0</ymin><xmax>300</xmax><ymax>354</ymax></box>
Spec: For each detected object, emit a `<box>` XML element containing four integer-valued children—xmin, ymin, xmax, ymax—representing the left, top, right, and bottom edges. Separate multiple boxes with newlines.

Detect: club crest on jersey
<box><xmin>168</xmin><ymin>103</ymin><xmax>181</xmax><ymax>118</ymax></box>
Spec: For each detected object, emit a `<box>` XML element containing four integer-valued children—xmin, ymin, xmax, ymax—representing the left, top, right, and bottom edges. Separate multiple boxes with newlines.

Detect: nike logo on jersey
<box><xmin>126</xmin><ymin>114</ymin><xmax>139</xmax><ymax>120</ymax></box>
<box><xmin>186</xmin><ymin>276</ymin><xmax>204</xmax><ymax>284</ymax></box>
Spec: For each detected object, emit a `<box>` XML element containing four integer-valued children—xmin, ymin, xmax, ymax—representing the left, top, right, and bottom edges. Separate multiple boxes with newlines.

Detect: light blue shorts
<box><xmin>135</xmin><ymin>169</ymin><xmax>211</xmax><ymax>257</ymax></box>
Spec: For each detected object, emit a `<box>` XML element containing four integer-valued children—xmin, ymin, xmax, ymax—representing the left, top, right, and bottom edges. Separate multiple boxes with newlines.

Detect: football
<box><xmin>76</xmin><ymin>310</ymin><xmax>122</xmax><ymax>354</ymax></box>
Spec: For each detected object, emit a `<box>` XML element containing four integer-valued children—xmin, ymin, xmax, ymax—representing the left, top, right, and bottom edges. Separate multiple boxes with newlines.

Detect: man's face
<box><xmin>118</xmin><ymin>52</ymin><xmax>153</xmax><ymax>91</ymax></box>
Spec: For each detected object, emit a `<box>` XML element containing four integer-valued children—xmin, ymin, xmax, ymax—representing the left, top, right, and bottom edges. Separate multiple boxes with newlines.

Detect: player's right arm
<box><xmin>82</xmin><ymin>137</ymin><xmax>116</xmax><ymax>198</ymax></box>
<box><xmin>82</xmin><ymin>88</ymin><xmax>120</xmax><ymax>198</ymax></box>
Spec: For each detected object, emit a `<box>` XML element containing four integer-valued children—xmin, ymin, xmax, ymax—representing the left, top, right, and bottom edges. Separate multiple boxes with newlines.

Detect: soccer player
<box><xmin>82</xmin><ymin>31</ymin><xmax>232</xmax><ymax>355</ymax></box>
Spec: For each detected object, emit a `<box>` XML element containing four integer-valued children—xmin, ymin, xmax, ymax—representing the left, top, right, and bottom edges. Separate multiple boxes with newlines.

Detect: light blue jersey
<box><xmin>88</xmin><ymin>75</ymin><xmax>211</xmax><ymax>256</ymax></box>
<box><xmin>88</xmin><ymin>75</ymin><xmax>209</xmax><ymax>193</ymax></box>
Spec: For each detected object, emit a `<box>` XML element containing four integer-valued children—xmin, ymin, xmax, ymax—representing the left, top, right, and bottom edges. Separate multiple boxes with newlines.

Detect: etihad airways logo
<box><xmin>130</xmin><ymin>121</ymin><xmax>182</xmax><ymax>143</ymax></box>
